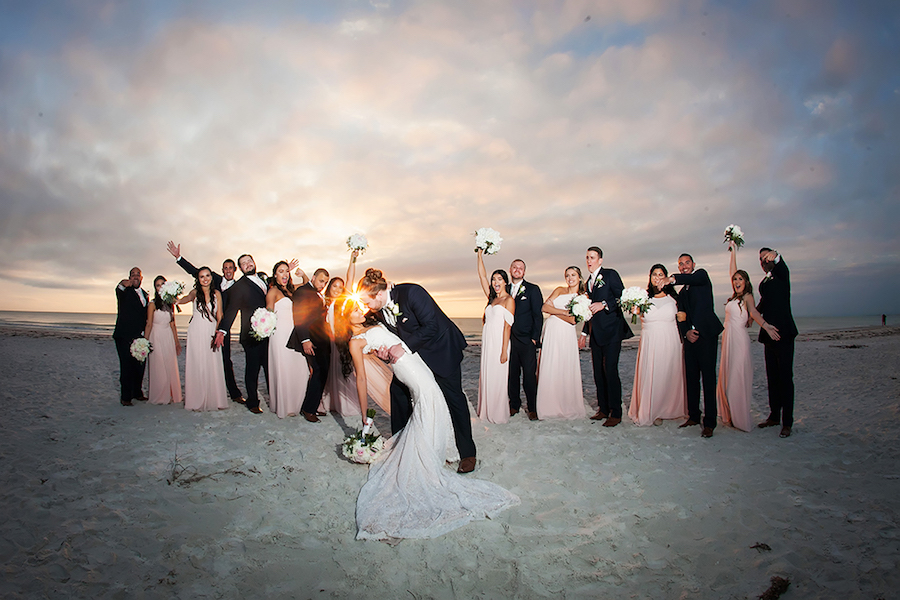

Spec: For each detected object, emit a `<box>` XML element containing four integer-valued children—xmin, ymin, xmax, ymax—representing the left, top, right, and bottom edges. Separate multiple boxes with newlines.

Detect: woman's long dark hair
<box><xmin>727</xmin><ymin>270</ymin><xmax>754</xmax><ymax>325</ymax></box>
<box><xmin>565</xmin><ymin>266</ymin><xmax>586</xmax><ymax>295</ymax></box>
<box><xmin>647</xmin><ymin>264</ymin><xmax>678</xmax><ymax>299</ymax></box>
<box><xmin>152</xmin><ymin>275</ymin><xmax>173</xmax><ymax>312</ymax></box>
<box><xmin>487</xmin><ymin>269</ymin><xmax>510</xmax><ymax>306</ymax></box>
<box><xmin>333</xmin><ymin>295</ymin><xmax>380</xmax><ymax>379</ymax></box>
<box><xmin>270</xmin><ymin>261</ymin><xmax>295</xmax><ymax>298</ymax></box>
<box><xmin>194</xmin><ymin>267</ymin><xmax>217</xmax><ymax>321</ymax></box>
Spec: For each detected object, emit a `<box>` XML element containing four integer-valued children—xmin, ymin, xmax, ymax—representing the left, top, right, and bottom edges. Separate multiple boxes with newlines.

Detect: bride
<box><xmin>333</xmin><ymin>296</ymin><xmax>520</xmax><ymax>540</ymax></box>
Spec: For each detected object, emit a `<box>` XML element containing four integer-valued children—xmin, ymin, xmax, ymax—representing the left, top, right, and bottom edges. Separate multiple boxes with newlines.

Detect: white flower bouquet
<box><xmin>566</xmin><ymin>294</ymin><xmax>592</xmax><ymax>323</ymax></box>
<box><xmin>342</xmin><ymin>409</ymin><xmax>386</xmax><ymax>464</ymax></box>
<box><xmin>474</xmin><ymin>227</ymin><xmax>502</xmax><ymax>255</ymax></box>
<box><xmin>130</xmin><ymin>337</ymin><xmax>152</xmax><ymax>362</ymax></box>
<box><xmin>723</xmin><ymin>224</ymin><xmax>745</xmax><ymax>249</ymax></box>
<box><xmin>159</xmin><ymin>280</ymin><xmax>184</xmax><ymax>304</ymax></box>
<box><xmin>249</xmin><ymin>307</ymin><xmax>277</xmax><ymax>340</ymax></box>
<box><xmin>347</xmin><ymin>233</ymin><xmax>368</xmax><ymax>262</ymax></box>
<box><xmin>619</xmin><ymin>286</ymin><xmax>654</xmax><ymax>324</ymax></box>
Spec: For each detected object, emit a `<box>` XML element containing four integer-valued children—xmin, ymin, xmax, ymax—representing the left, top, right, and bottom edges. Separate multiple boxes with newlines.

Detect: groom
<box><xmin>215</xmin><ymin>254</ymin><xmax>269</xmax><ymax>414</ymax></box>
<box><xmin>578</xmin><ymin>247</ymin><xmax>633</xmax><ymax>427</ymax></box>
<box><xmin>358</xmin><ymin>271</ymin><xmax>477</xmax><ymax>474</ymax></box>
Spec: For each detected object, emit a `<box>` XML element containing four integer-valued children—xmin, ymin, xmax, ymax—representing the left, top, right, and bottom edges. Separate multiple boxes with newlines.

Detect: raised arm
<box><xmin>476</xmin><ymin>249</ymin><xmax>490</xmax><ymax>298</ymax></box>
<box><xmin>729</xmin><ymin>240</ymin><xmax>738</xmax><ymax>277</ymax></box>
<box><xmin>345</xmin><ymin>250</ymin><xmax>359</xmax><ymax>292</ymax></box>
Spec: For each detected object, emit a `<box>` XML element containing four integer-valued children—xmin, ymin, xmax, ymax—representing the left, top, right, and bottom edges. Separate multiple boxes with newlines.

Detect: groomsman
<box><xmin>113</xmin><ymin>267</ymin><xmax>148</xmax><ymax>406</ymax></box>
<box><xmin>215</xmin><ymin>254</ymin><xmax>269</xmax><ymax>414</ymax></box>
<box><xmin>756</xmin><ymin>248</ymin><xmax>798</xmax><ymax>438</ymax></box>
<box><xmin>167</xmin><ymin>241</ymin><xmax>244</xmax><ymax>404</ymax></box>
<box><xmin>507</xmin><ymin>259</ymin><xmax>543</xmax><ymax>420</ymax></box>
<box><xmin>578</xmin><ymin>247</ymin><xmax>633</xmax><ymax>427</ymax></box>
<box><xmin>668</xmin><ymin>253</ymin><xmax>723</xmax><ymax>438</ymax></box>
<box><xmin>287</xmin><ymin>268</ymin><xmax>331</xmax><ymax>422</ymax></box>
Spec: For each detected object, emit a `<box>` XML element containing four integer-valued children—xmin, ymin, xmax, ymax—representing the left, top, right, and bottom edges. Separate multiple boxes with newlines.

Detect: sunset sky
<box><xmin>1</xmin><ymin>0</ymin><xmax>898</xmax><ymax>318</ymax></box>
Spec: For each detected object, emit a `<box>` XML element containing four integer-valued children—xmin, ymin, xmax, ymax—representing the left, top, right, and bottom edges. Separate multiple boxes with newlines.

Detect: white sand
<box><xmin>1</xmin><ymin>326</ymin><xmax>898</xmax><ymax>599</ymax></box>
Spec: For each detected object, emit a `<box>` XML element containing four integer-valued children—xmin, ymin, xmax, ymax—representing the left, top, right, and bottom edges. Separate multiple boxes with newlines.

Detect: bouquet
<box><xmin>566</xmin><ymin>294</ymin><xmax>592</xmax><ymax>323</ymax></box>
<box><xmin>474</xmin><ymin>227</ymin><xmax>502</xmax><ymax>255</ymax></box>
<box><xmin>619</xmin><ymin>287</ymin><xmax>653</xmax><ymax>324</ymax></box>
<box><xmin>130</xmin><ymin>337</ymin><xmax>152</xmax><ymax>362</ymax></box>
<box><xmin>723</xmin><ymin>224</ymin><xmax>745</xmax><ymax>249</ymax></box>
<box><xmin>249</xmin><ymin>308</ymin><xmax>277</xmax><ymax>340</ymax></box>
<box><xmin>158</xmin><ymin>280</ymin><xmax>184</xmax><ymax>304</ymax></box>
<box><xmin>347</xmin><ymin>233</ymin><xmax>368</xmax><ymax>261</ymax></box>
<box><xmin>341</xmin><ymin>409</ymin><xmax>386</xmax><ymax>464</ymax></box>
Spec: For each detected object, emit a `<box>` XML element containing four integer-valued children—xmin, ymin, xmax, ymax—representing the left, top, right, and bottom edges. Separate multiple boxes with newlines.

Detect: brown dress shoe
<box><xmin>527</xmin><ymin>411</ymin><xmax>538</xmax><ymax>421</ymax></box>
<box><xmin>232</xmin><ymin>396</ymin><xmax>246</xmax><ymax>405</ymax></box>
<box><xmin>779</xmin><ymin>426</ymin><xmax>792</xmax><ymax>438</ymax></box>
<box><xmin>457</xmin><ymin>456</ymin><xmax>476</xmax><ymax>473</ymax></box>
<box><xmin>701</xmin><ymin>427</ymin><xmax>714</xmax><ymax>438</ymax></box>
<box><xmin>316</xmin><ymin>411</ymin><xmax>327</xmax><ymax>416</ymax></box>
<box><xmin>602</xmin><ymin>417</ymin><xmax>621</xmax><ymax>427</ymax></box>
<box><xmin>301</xmin><ymin>411</ymin><xmax>320</xmax><ymax>422</ymax></box>
<box><xmin>120</xmin><ymin>400</ymin><xmax>133</xmax><ymax>406</ymax></box>
<box><xmin>758</xmin><ymin>419</ymin><xmax>779</xmax><ymax>428</ymax></box>
<box><xmin>247</xmin><ymin>405</ymin><xmax>264</xmax><ymax>414</ymax></box>
<box><xmin>510</xmin><ymin>408</ymin><xmax>520</xmax><ymax>416</ymax></box>
<box><xmin>679</xmin><ymin>419</ymin><xmax>699</xmax><ymax>428</ymax></box>
<box><xmin>590</xmin><ymin>410</ymin><xmax>608</xmax><ymax>421</ymax></box>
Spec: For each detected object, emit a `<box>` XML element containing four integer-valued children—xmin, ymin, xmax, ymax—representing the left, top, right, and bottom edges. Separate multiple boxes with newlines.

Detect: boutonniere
<box><xmin>595</xmin><ymin>273</ymin><xmax>605</xmax><ymax>287</ymax></box>
<box><xmin>390</xmin><ymin>303</ymin><xmax>402</xmax><ymax>318</ymax></box>
<box><xmin>516</xmin><ymin>285</ymin><xmax>526</xmax><ymax>298</ymax></box>
<box><xmin>763</xmin><ymin>272</ymin><xmax>773</xmax><ymax>282</ymax></box>
<box><xmin>258</xmin><ymin>272</ymin><xmax>267</xmax><ymax>283</ymax></box>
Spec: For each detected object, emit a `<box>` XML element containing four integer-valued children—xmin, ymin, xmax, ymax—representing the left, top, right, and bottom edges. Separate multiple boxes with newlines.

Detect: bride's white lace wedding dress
<box><xmin>354</xmin><ymin>325</ymin><xmax>520</xmax><ymax>540</ymax></box>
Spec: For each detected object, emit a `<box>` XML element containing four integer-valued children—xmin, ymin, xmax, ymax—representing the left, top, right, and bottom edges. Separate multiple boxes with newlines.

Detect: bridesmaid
<box><xmin>535</xmin><ymin>266</ymin><xmax>587</xmax><ymax>420</ymax></box>
<box><xmin>717</xmin><ymin>241</ymin><xmax>780</xmax><ymax>431</ymax></box>
<box><xmin>321</xmin><ymin>250</ymin><xmax>361</xmax><ymax>415</ymax></box>
<box><xmin>178</xmin><ymin>267</ymin><xmax>229</xmax><ymax>411</ymax></box>
<box><xmin>475</xmin><ymin>248</ymin><xmax>515</xmax><ymax>424</ymax></box>
<box><xmin>144</xmin><ymin>275</ymin><xmax>182</xmax><ymax>405</ymax></box>
<box><xmin>266</xmin><ymin>260</ymin><xmax>310</xmax><ymax>418</ymax></box>
<box><xmin>628</xmin><ymin>265</ymin><xmax>687</xmax><ymax>426</ymax></box>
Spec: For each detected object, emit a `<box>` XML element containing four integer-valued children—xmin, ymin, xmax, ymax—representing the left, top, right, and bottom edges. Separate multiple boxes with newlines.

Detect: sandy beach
<box><xmin>1</xmin><ymin>326</ymin><xmax>898</xmax><ymax>599</ymax></box>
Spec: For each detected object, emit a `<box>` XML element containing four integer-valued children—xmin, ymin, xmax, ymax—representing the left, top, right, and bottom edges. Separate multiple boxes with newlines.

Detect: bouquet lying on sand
<box><xmin>342</xmin><ymin>409</ymin><xmax>386</xmax><ymax>464</ymax></box>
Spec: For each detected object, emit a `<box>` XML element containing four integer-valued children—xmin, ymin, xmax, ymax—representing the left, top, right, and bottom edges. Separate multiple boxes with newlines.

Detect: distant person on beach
<box><xmin>579</xmin><ymin>246</ymin><xmax>633</xmax><ymax>428</ymax></box>
<box><xmin>113</xmin><ymin>267</ymin><xmax>148</xmax><ymax>406</ymax></box>
<box><xmin>168</xmin><ymin>241</ymin><xmax>245</xmax><ymax>405</ymax></box>
<box><xmin>756</xmin><ymin>247</ymin><xmax>798</xmax><ymax>438</ymax></box>
<box><xmin>667</xmin><ymin>253</ymin><xmax>723</xmax><ymax>438</ymax></box>
<box><xmin>883</xmin><ymin>314</ymin><xmax>887</xmax><ymax>326</ymax></box>
<box><xmin>506</xmin><ymin>258</ymin><xmax>543</xmax><ymax>421</ymax></box>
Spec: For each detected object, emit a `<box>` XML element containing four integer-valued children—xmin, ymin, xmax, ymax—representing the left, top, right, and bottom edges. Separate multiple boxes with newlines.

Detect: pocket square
<box><xmin>401</xmin><ymin>317</ymin><xmax>408</xmax><ymax>323</ymax></box>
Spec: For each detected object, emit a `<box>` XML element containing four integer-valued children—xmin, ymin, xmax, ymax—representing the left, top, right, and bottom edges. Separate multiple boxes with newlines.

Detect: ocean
<box><xmin>0</xmin><ymin>311</ymin><xmax>895</xmax><ymax>344</ymax></box>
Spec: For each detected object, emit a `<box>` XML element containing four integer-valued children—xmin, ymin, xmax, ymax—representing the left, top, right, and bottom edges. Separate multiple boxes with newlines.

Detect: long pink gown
<box><xmin>536</xmin><ymin>293</ymin><xmax>585</xmax><ymax>419</ymax></box>
<box><xmin>716</xmin><ymin>299</ymin><xmax>753</xmax><ymax>431</ymax></box>
<box><xmin>628</xmin><ymin>295</ymin><xmax>687</xmax><ymax>425</ymax></box>
<box><xmin>267</xmin><ymin>296</ymin><xmax>309</xmax><ymax>418</ymax></box>
<box><xmin>321</xmin><ymin>302</ymin><xmax>393</xmax><ymax>416</ymax></box>
<box><xmin>477</xmin><ymin>304</ymin><xmax>514</xmax><ymax>424</ymax></box>
<box><xmin>147</xmin><ymin>307</ymin><xmax>182</xmax><ymax>404</ymax></box>
<box><xmin>184</xmin><ymin>300</ymin><xmax>229</xmax><ymax>411</ymax></box>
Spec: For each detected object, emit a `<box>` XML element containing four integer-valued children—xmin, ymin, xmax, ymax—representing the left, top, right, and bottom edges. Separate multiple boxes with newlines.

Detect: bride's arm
<box><xmin>349</xmin><ymin>339</ymin><xmax>369</xmax><ymax>427</ymax></box>
<box><xmin>476</xmin><ymin>249</ymin><xmax>491</xmax><ymax>299</ymax></box>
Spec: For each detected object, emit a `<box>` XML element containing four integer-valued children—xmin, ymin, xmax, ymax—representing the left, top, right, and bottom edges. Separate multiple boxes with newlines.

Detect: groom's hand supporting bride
<box><xmin>375</xmin><ymin>344</ymin><xmax>404</xmax><ymax>364</ymax></box>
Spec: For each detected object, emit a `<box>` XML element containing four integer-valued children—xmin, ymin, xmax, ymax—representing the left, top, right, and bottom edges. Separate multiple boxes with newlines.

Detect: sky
<box><xmin>1</xmin><ymin>0</ymin><xmax>898</xmax><ymax>318</ymax></box>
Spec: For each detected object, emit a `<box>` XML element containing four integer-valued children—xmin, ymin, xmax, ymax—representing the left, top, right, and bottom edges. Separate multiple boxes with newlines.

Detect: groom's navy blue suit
<box><xmin>219</xmin><ymin>274</ymin><xmax>269</xmax><ymax>411</ymax></box>
<box><xmin>376</xmin><ymin>283</ymin><xmax>476</xmax><ymax>460</ymax></box>
<box><xmin>583</xmin><ymin>267</ymin><xmax>633</xmax><ymax>419</ymax></box>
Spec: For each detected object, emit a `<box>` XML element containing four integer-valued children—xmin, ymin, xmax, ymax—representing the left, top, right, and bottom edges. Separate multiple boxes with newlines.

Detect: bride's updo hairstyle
<box><xmin>357</xmin><ymin>268</ymin><xmax>388</xmax><ymax>298</ymax></box>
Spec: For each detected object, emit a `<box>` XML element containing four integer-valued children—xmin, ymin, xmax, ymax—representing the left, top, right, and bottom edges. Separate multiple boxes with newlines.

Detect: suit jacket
<box><xmin>287</xmin><ymin>283</ymin><xmax>329</xmax><ymax>350</ymax></box>
<box><xmin>377</xmin><ymin>283</ymin><xmax>467</xmax><ymax>379</ymax></box>
<box><xmin>672</xmin><ymin>268</ymin><xmax>724</xmax><ymax>339</ymax></box>
<box><xmin>218</xmin><ymin>274</ymin><xmax>267</xmax><ymax>345</ymax></box>
<box><xmin>510</xmin><ymin>280</ymin><xmax>543</xmax><ymax>344</ymax></box>
<box><xmin>583</xmin><ymin>267</ymin><xmax>633</xmax><ymax>345</ymax></box>
<box><xmin>757</xmin><ymin>256</ymin><xmax>798</xmax><ymax>342</ymax></box>
<box><xmin>113</xmin><ymin>284</ymin><xmax>148</xmax><ymax>340</ymax></box>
